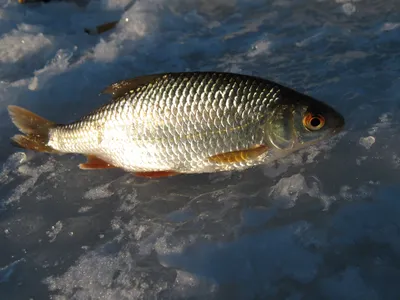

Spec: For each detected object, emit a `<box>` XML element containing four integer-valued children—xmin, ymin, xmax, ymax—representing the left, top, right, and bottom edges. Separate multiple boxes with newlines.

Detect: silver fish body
<box><xmin>9</xmin><ymin>72</ymin><xmax>345</xmax><ymax>176</ymax></box>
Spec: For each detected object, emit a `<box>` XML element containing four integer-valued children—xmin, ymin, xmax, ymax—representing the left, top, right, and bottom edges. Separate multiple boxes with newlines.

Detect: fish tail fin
<box><xmin>8</xmin><ymin>105</ymin><xmax>59</xmax><ymax>153</ymax></box>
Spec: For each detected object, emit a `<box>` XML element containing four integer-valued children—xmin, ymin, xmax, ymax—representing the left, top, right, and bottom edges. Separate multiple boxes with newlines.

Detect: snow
<box><xmin>1</xmin><ymin>0</ymin><xmax>400</xmax><ymax>299</ymax></box>
<box><xmin>359</xmin><ymin>136</ymin><xmax>375</xmax><ymax>149</ymax></box>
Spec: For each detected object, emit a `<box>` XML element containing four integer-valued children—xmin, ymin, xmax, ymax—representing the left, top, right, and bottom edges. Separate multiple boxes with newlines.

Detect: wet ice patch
<box><xmin>296</xmin><ymin>31</ymin><xmax>324</xmax><ymax>47</ymax></box>
<box><xmin>338</xmin><ymin>184</ymin><xmax>374</xmax><ymax>202</ymax></box>
<box><xmin>4</xmin><ymin>159</ymin><xmax>55</xmax><ymax>205</ymax></box>
<box><xmin>269</xmin><ymin>174</ymin><xmax>309</xmax><ymax>208</ymax></box>
<box><xmin>46</xmin><ymin>221</ymin><xmax>63</xmax><ymax>243</ymax></box>
<box><xmin>330</xmin><ymin>51</ymin><xmax>368</xmax><ymax>64</ymax></box>
<box><xmin>83</xmin><ymin>183</ymin><xmax>114</xmax><ymax>200</ymax></box>
<box><xmin>341</xmin><ymin>2</ymin><xmax>356</xmax><ymax>15</ymax></box>
<box><xmin>269</xmin><ymin>174</ymin><xmax>335</xmax><ymax>209</ymax></box>
<box><xmin>78</xmin><ymin>206</ymin><xmax>93</xmax><ymax>213</ymax></box>
<box><xmin>45</xmin><ymin>236</ymin><xmax>175</xmax><ymax>299</ymax></box>
<box><xmin>168</xmin><ymin>270</ymin><xmax>217</xmax><ymax>299</ymax></box>
<box><xmin>0</xmin><ymin>152</ymin><xmax>26</xmax><ymax>186</ymax></box>
<box><xmin>367</xmin><ymin>113</ymin><xmax>392</xmax><ymax>135</ymax></box>
<box><xmin>320</xmin><ymin>267</ymin><xmax>379</xmax><ymax>300</ymax></box>
<box><xmin>332</xmin><ymin>186</ymin><xmax>400</xmax><ymax>249</ymax></box>
<box><xmin>247</xmin><ymin>40</ymin><xmax>271</xmax><ymax>57</ymax></box>
<box><xmin>381</xmin><ymin>22</ymin><xmax>400</xmax><ymax>32</ymax></box>
<box><xmin>335</xmin><ymin>0</ymin><xmax>361</xmax><ymax>14</ymax></box>
<box><xmin>158</xmin><ymin>222</ymin><xmax>321</xmax><ymax>297</ymax></box>
<box><xmin>45</xmin><ymin>248</ymin><xmax>125</xmax><ymax>299</ymax></box>
<box><xmin>392</xmin><ymin>154</ymin><xmax>400</xmax><ymax>168</ymax></box>
<box><xmin>359</xmin><ymin>136</ymin><xmax>375</xmax><ymax>149</ymax></box>
<box><xmin>0</xmin><ymin>259</ymin><xmax>25</xmax><ymax>284</ymax></box>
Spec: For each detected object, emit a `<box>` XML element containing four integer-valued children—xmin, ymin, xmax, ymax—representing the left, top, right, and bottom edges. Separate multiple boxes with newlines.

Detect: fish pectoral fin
<box><xmin>100</xmin><ymin>73</ymin><xmax>178</xmax><ymax>99</ymax></box>
<box><xmin>134</xmin><ymin>171</ymin><xmax>180</xmax><ymax>178</ymax></box>
<box><xmin>208</xmin><ymin>144</ymin><xmax>269</xmax><ymax>164</ymax></box>
<box><xmin>79</xmin><ymin>155</ymin><xmax>116</xmax><ymax>170</ymax></box>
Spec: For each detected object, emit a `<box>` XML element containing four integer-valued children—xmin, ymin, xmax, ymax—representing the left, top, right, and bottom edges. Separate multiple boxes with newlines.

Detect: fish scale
<box><xmin>99</xmin><ymin>73</ymin><xmax>264</xmax><ymax>171</ymax></box>
<box><xmin>8</xmin><ymin>71</ymin><xmax>344</xmax><ymax>176</ymax></box>
<box><xmin>55</xmin><ymin>73</ymin><xmax>266</xmax><ymax>168</ymax></box>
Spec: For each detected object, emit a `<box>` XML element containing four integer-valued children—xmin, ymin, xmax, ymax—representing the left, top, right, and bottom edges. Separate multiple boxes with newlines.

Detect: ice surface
<box><xmin>359</xmin><ymin>136</ymin><xmax>375</xmax><ymax>149</ymax></box>
<box><xmin>46</xmin><ymin>221</ymin><xmax>63</xmax><ymax>243</ymax></box>
<box><xmin>1</xmin><ymin>0</ymin><xmax>400</xmax><ymax>299</ymax></box>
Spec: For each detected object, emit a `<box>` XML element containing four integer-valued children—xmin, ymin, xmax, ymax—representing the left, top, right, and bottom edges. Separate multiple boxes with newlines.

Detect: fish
<box><xmin>7</xmin><ymin>71</ymin><xmax>345</xmax><ymax>178</ymax></box>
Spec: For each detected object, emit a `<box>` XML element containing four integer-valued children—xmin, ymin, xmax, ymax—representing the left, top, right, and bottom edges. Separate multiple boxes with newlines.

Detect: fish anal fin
<box><xmin>79</xmin><ymin>155</ymin><xmax>116</xmax><ymax>170</ymax></box>
<box><xmin>208</xmin><ymin>144</ymin><xmax>269</xmax><ymax>164</ymax></box>
<box><xmin>134</xmin><ymin>171</ymin><xmax>179</xmax><ymax>178</ymax></box>
<box><xmin>101</xmin><ymin>74</ymin><xmax>176</xmax><ymax>99</ymax></box>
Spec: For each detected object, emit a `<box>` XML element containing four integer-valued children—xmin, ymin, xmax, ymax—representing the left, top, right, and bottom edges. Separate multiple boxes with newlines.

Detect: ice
<box><xmin>46</xmin><ymin>221</ymin><xmax>63</xmax><ymax>243</ymax></box>
<box><xmin>381</xmin><ymin>22</ymin><xmax>400</xmax><ymax>32</ymax></box>
<box><xmin>168</xmin><ymin>270</ymin><xmax>218</xmax><ymax>299</ymax></box>
<box><xmin>83</xmin><ymin>183</ymin><xmax>114</xmax><ymax>200</ymax></box>
<box><xmin>320</xmin><ymin>267</ymin><xmax>380</xmax><ymax>300</ymax></box>
<box><xmin>1</xmin><ymin>0</ymin><xmax>400</xmax><ymax>299</ymax></box>
<box><xmin>341</xmin><ymin>2</ymin><xmax>356</xmax><ymax>15</ymax></box>
<box><xmin>0</xmin><ymin>152</ymin><xmax>26</xmax><ymax>185</ymax></box>
<box><xmin>359</xmin><ymin>136</ymin><xmax>375</xmax><ymax>149</ymax></box>
<box><xmin>247</xmin><ymin>40</ymin><xmax>271</xmax><ymax>57</ymax></box>
<box><xmin>3</xmin><ymin>159</ymin><xmax>55</xmax><ymax>205</ymax></box>
<box><xmin>78</xmin><ymin>206</ymin><xmax>92</xmax><ymax>213</ymax></box>
<box><xmin>269</xmin><ymin>174</ymin><xmax>336</xmax><ymax>209</ymax></box>
<box><xmin>269</xmin><ymin>174</ymin><xmax>309</xmax><ymax>208</ymax></box>
<box><xmin>0</xmin><ymin>258</ymin><xmax>25</xmax><ymax>283</ymax></box>
<box><xmin>0</xmin><ymin>30</ymin><xmax>52</xmax><ymax>81</ymax></box>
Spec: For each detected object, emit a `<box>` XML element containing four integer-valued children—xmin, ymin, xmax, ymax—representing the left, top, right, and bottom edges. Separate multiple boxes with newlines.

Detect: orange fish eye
<box><xmin>302</xmin><ymin>113</ymin><xmax>325</xmax><ymax>131</ymax></box>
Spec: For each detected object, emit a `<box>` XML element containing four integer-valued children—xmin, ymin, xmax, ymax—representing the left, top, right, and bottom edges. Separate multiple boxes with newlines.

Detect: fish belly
<box><xmin>93</xmin><ymin>117</ymin><xmax>266</xmax><ymax>173</ymax></box>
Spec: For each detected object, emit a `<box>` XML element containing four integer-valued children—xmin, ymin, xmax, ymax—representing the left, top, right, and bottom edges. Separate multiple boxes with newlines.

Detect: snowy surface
<box><xmin>0</xmin><ymin>0</ymin><xmax>400</xmax><ymax>299</ymax></box>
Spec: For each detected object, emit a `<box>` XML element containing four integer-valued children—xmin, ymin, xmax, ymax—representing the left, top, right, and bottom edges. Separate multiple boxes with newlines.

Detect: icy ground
<box><xmin>0</xmin><ymin>0</ymin><xmax>400</xmax><ymax>299</ymax></box>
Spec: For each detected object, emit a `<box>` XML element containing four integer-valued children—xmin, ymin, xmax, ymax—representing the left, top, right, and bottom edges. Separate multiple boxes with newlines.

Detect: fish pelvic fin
<box><xmin>8</xmin><ymin>105</ymin><xmax>59</xmax><ymax>153</ymax></box>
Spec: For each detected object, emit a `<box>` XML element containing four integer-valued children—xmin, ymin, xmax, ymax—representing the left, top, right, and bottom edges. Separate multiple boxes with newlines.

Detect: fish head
<box><xmin>265</xmin><ymin>91</ymin><xmax>345</xmax><ymax>151</ymax></box>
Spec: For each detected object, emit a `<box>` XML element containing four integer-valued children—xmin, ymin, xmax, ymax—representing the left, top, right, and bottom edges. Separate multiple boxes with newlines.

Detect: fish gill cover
<box><xmin>0</xmin><ymin>0</ymin><xmax>399</xmax><ymax>299</ymax></box>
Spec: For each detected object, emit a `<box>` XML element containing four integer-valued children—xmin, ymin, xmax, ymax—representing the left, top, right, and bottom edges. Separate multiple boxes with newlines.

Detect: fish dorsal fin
<box><xmin>101</xmin><ymin>73</ymin><xmax>174</xmax><ymax>99</ymax></box>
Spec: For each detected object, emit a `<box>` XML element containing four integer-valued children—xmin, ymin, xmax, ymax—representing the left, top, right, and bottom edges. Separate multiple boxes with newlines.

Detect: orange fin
<box><xmin>134</xmin><ymin>171</ymin><xmax>179</xmax><ymax>178</ymax></box>
<box><xmin>208</xmin><ymin>144</ymin><xmax>269</xmax><ymax>164</ymax></box>
<box><xmin>101</xmin><ymin>73</ymin><xmax>177</xmax><ymax>99</ymax></box>
<box><xmin>79</xmin><ymin>155</ymin><xmax>116</xmax><ymax>170</ymax></box>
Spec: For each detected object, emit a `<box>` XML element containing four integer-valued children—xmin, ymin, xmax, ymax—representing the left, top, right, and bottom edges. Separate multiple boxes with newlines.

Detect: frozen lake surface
<box><xmin>0</xmin><ymin>0</ymin><xmax>399</xmax><ymax>299</ymax></box>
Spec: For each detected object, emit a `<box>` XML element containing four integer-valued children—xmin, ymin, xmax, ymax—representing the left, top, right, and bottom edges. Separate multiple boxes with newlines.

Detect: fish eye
<box><xmin>303</xmin><ymin>113</ymin><xmax>325</xmax><ymax>131</ymax></box>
